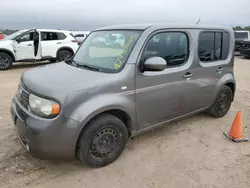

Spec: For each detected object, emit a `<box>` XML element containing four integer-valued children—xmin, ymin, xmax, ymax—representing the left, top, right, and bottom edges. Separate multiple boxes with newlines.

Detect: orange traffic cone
<box><xmin>223</xmin><ymin>111</ymin><xmax>248</xmax><ymax>142</ymax></box>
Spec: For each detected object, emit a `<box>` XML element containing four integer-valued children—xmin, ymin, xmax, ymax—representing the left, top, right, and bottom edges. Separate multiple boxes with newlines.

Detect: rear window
<box><xmin>198</xmin><ymin>31</ymin><xmax>230</xmax><ymax>62</ymax></box>
<box><xmin>234</xmin><ymin>32</ymin><xmax>249</xmax><ymax>39</ymax></box>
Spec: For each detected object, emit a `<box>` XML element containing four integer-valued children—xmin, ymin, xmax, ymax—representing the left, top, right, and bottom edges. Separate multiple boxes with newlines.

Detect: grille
<box><xmin>241</xmin><ymin>42</ymin><xmax>250</xmax><ymax>49</ymax></box>
<box><xmin>16</xmin><ymin>84</ymin><xmax>29</xmax><ymax>109</ymax></box>
<box><xmin>16</xmin><ymin>104</ymin><xmax>28</xmax><ymax>121</ymax></box>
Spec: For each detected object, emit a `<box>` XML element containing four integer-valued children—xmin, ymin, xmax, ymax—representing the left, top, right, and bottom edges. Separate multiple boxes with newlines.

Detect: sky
<box><xmin>1</xmin><ymin>0</ymin><xmax>250</xmax><ymax>31</ymax></box>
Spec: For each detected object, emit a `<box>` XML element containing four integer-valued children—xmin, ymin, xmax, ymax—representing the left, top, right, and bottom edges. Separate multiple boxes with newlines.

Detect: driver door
<box><xmin>14</xmin><ymin>30</ymin><xmax>41</xmax><ymax>61</ymax></box>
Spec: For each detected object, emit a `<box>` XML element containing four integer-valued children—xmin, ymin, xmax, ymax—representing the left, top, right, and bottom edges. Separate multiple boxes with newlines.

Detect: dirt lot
<box><xmin>0</xmin><ymin>58</ymin><xmax>250</xmax><ymax>188</ymax></box>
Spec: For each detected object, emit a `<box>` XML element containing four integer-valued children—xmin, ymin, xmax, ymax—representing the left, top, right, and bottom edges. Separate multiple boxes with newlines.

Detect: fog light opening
<box><xmin>24</xmin><ymin>142</ymin><xmax>30</xmax><ymax>152</ymax></box>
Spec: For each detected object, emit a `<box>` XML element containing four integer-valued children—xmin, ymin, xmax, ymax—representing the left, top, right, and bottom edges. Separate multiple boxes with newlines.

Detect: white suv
<box><xmin>0</xmin><ymin>29</ymin><xmax>79</xmax><ymax>70</ymax></box>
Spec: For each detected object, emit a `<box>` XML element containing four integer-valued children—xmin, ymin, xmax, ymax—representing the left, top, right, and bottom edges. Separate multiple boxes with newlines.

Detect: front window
<box><xmin>73</xmin><ymin>30</ymin><xmax>142</xmax><ymax>73</ymax></box>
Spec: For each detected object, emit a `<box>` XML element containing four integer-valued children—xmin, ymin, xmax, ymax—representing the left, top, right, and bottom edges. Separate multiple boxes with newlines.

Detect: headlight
<box><xmin>29</xmin><ymin>94</ymin><xmax>60</xmax><ymax>117</ymax></box>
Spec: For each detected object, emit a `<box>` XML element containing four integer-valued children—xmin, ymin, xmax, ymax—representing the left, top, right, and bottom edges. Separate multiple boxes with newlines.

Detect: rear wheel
<box><xmin>208</xmin><ymin>85</ymin><xmax>233</xmax><ymax>118</ymax></box>
<box><xmin>0</xmin><ymin>52</ymin><xmax>13</xmax><ymax>70</ymax></box>
<box><xmin>76</xmin><ymin>114</ymin><xmax>128</xmax><ymax>168</ymax></box>
<box><xmin>57</xmin><ymin>50</ymin><xmax>73</xmax><ymax>62</ymax></box>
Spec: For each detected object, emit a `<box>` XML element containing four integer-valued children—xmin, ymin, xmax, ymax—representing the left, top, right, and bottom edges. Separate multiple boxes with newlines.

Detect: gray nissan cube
<box><xmin>11</xmin><ymin>24</ymin><xmax>236</xmax><ymax>168</ymax></box>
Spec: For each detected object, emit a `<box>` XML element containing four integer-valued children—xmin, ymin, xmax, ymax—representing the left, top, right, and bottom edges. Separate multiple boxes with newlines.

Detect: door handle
<box><xmin>217</xmin><ymin>67</ymin><xmax>223</xmax><ymax>72</ymax></box>
<box><xmin>27</xmin><ymin>44</ymin><xmax>32</xmax><ymax>46</ymax></box>
<box><xmin>183</xmin><ymin>72</ymin><xmax>193</xmax><ymax>78</ymax></box>
<box><xmin>56</xmin><ymin>42</ymin><xmax>62</xmax><ymax>44</ymax></box>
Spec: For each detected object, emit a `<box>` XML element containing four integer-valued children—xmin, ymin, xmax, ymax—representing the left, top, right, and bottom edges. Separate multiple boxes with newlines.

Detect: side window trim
<box><xmin>198</xmin><ymin>29</ymin><xmax>231</xmax><ymax>65</ymax></box>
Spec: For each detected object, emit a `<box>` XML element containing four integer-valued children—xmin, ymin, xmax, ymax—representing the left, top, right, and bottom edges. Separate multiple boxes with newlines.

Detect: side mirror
<box><xmin>143</xmin><ymin>57</ymin><xmax>167</xmax><ymax>72</ymax></box>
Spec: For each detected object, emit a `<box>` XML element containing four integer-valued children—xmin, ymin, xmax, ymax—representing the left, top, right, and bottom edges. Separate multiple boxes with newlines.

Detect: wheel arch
<box><xmin>225</xmin><ymin>81</ymin><xmax>235</xmax><ymax>101</ymax></box>
<box><xmin>0</xmin><ymin>48</ymin><xmax>15</xmax><ymax>62</ymax></box>
<box><xmin>71</xmin><ymin>93</ymin><xmax>137</xmax><ymax>151</ymax></box>
<box><xmin>214</xmin><ymin>73</ymin><xmax>236</xmax><ymax>102</ymax></box>
<box><xmin>56</xmin><ymin>46</ymin><xmax>74</xmax><ymax>58</ymax></box>
<box><xmin>74</xmin><ymin>108</ymin><xmax>134</xmax><ymax>157</ymax></box>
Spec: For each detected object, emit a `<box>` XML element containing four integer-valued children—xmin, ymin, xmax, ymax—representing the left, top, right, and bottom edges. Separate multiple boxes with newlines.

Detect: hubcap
<box><xmin>60</xmin><ymin>52</ymin><xmax>71</xmax><ymax>61</ymax></box>
<box><xmin>216</xmin><ymin>91</ymin><xmax>230</xmax><ymax>113</ymax></box>
<box><xmin>90</xmin><ymin>127</ymin><xmax>119</xmax><ymax>158</ymax></box>
<box><xmin>219</xmin><ymin>92</ymin><xmax>228</xmax><ymax>109</ymax></box>
<box><xmin>0</xmin><ymin>56</ymin><xmax>9</xmax><ymax>69</ymax></box>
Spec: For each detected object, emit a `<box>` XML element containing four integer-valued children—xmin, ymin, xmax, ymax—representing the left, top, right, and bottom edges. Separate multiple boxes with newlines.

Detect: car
<box><xmin>234</xmin><ymin>30</ymin><xmax>250</xmax><ymax>55</ymax></box>
<box><xmin>92</xmin><ymin>33</ymin><xmax>125</xmax><ymax>48</ymax></box>
<box><xmin>0</xmin><ymin>29</ymin><xmax>79</xmax><ymax>70</ymax></box>
<box><xmin>239</xmin><ymin>39</ymin><xmax>250</xmax><ymax>58</ymax></box>
<box><xmin>0</xmin><ymin>33</ymin><xmax>5</xmax><ymax>40</ymax></box>
<box><xmin>71</xmin><ymin>31</ymin><xmax>90</xmax><ymax>45</ymax></box>
<box><xmin>11</xmin><ymin>24</ymin><xmax>236</xmax><ymax>168</ymax></box>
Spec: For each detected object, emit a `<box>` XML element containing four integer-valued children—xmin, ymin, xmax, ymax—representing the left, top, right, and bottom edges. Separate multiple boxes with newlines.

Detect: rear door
<box><xmin>40</xmin><ymin>31</ymin><xmax>65</xmax><ymax>58</ymax></box>
<box><xmin>194</xmin><ymin>30</ymin><xmax>231</xmax><ymax>108</ymax></box>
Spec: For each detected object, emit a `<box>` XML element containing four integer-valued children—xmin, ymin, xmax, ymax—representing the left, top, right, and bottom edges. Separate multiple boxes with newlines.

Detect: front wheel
<box><xmin>0</xmin><ymin>52</ymin><xmax>13</xmax><ymax>70</ymax></box>
<box><xmin>208</xmin><ymin>85</ymin><xmax>233</xmax><ymax>118</ymax></box>
<box><xmin>76</xmin><ymin>114</ymin><xmax>128</xmax><ymax>168</ymax></box>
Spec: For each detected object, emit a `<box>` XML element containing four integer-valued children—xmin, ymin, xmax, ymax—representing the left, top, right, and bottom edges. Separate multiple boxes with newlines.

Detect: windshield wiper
<box><xmin>65</xmin><ymin>58</ymin><xmax>75</xmax><ymax>65</ymax></box>
<box><xmin>75</xmin><ymin>63</ymin><xmax>100</xmax><ymax>71</ymax></box>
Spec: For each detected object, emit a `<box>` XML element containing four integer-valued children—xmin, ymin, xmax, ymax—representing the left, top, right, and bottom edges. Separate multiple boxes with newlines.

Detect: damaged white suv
<box><xmin>0</xmin><ymin>29</ymin><xmax>79</xmax><ymax>70</ymax></box>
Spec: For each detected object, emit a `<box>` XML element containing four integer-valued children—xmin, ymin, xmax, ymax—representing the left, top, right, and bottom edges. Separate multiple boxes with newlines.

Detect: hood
<box><xmin>242</xmin><ymin>39</ymin><xmax>250</xmax><ymax>43</ymax></box>
<box><xmin>21</xmin><ymin>62</ymin><xmax>117</xmax><ymax>101</ymax></box>
<box><xmin>0</xmin><ymin>40</ymin><xmax>14</xmax><ymax>47</ymax></box>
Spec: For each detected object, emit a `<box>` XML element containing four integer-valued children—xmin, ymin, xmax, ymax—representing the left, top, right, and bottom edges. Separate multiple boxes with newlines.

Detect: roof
<box><xmin>36</xmin><ymin>29</ymin><xmax>72</xmax><ymax>33</ymax></box>
<box><xmin>234</xmin><ymin>30</ymin><xmax>250</xmax><ymax>33</ymax></box>
<box><xmin>94</xmin><ymin>23</ymin><xmax>233</xmax><ymax>31</ymax></box>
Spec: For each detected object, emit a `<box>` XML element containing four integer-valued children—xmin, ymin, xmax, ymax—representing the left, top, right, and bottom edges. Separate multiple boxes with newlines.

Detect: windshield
<box><xmin>73</xmin><ymin>30</ymin><xmax>142</xmax><ymax>73</ymax></box>
<box><xmin>2</xmin><ymin>30</ymin><xmax>26</xmax><ymax>40</ymax></box>
<box><xmin>234</xmin><ymin>31</ymin><xmax>249</xmax><ymax>39</ymax></box>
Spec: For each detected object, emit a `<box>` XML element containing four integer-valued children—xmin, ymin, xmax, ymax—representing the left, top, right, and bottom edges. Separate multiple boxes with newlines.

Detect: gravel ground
<box><xmin>0</xmin><ymin>58</ymin><xmax>250</xmax><ymax>188</ymax></box>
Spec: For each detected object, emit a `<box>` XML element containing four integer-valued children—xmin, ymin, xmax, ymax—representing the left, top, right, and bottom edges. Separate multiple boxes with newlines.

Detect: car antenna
<box><xmin>196</xmin><ymin>19</ymin><xmax>201</xmax><ymax>25</ymax></box>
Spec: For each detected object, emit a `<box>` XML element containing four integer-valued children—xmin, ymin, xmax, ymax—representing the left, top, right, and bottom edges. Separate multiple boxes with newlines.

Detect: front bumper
<box><xmin>10</xmin><ymin>96</ymin><xmax>81</xmax><ymax>161</ymax></box>
<box><xmin>239</xmin><ymin>48</ymin><xmax>250</xmax><ymax>57</ymax></box>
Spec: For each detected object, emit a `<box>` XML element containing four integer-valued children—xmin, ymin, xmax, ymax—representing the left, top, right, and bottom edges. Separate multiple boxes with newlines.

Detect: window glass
<box><xmin>57</xmin><ymin>32</ymin><xmax>66</xmax><ymax>40</ymax></box>
<box><xmin>19</xmin><ymin>31</ymin><xmax>34</xmax><ymax>42</ymax></box>
<box><xmin>215</xmin><ymin>33</ymin><xmax>222</xmax><ymax>60</ymax></box>
<box><xmin>73</xmin><ymin>30</ymin><xmax>142</xmax><ymax>73</ymax></box>
<box><xmin>222</xmin><ymin>32</ymin><xmax>230</xmax><ymax>60</ymax></box>
<box><xmin>198</xmin><ymin>32</ymin><xmax>214</xmax><ymax>62</ymax></box>
<box><xmin>198</xmin><ymin>31</ymin><xmax>230</xmax><ymax>62</ymax></box>
<box><xmin>143</xmin><ymin>32</ymin><xmax>189</xmax><ymax>67</ymax></box>
<box><xmin>74</xmin><ymin>34</ymin><xmax>85</xmax><ymax>38</ymax></box>
<box><xmin>234</xmin><ymin>32</ymin><xmax>248</xmax><ymax>39</ymax></box>
<box><xmin>41</xmin><ymin>32</ymin><xmax>59</xmax><ymax>41</ymax></box>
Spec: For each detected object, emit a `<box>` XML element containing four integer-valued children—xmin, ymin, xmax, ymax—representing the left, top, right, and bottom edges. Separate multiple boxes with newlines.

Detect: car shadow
<box><xmin>11</xmin><ymin>61</ymin><xmax>52</xmax><ymax>70</ymax></box>
<box><xmin>0</xmin><ymin>111</ymin><xmax>227</xmax><ymax>187</ymax></box>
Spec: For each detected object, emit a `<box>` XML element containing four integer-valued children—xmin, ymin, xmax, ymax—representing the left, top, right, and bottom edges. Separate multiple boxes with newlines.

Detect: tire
<box><xmin>0</xmin><ymin>52</ymin><xmax>13</xmax><ymax>70</ymax></box>
<box><xmin>49</xmin><ymin>59</ymin><xmax>57</xmax><ymax>63</ymax></box>
<box><xmin>57</xmin><ymin>50</ymin><xmax>73</xmax><ymax>62</ymax></box>
<box><xmin>76</xmin><ymin>114</ymin><xmax>128</xmax><ymax>168</ymax></box>
<box><xmin>244</xmin><ymin>56</ymin><xmax>250</xmax><ymax>59</ymax></box>
<box><xmin>208</xmin><ymin>85</ymin><xmax>233</xmax><ymax>118</ymax></box>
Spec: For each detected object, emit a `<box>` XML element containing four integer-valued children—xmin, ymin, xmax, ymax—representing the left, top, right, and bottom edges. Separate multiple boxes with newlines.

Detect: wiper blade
<box><xmin>75</xmin><ymin>63</ymin><xmax>100</xmax><ymax>71</ymax></box>
<box><xmin>65</xmin><ymin>58</ymin><xmax>75</xmax><ymax>65</ymax></box>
